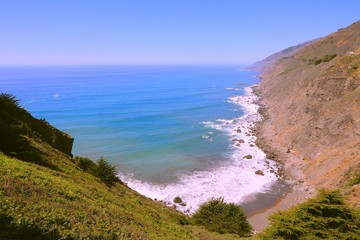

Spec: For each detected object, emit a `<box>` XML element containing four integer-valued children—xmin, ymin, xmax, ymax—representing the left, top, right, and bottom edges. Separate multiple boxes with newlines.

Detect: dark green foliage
<box><xmin>192</xmin><ymin>197</ymin><xmax>252</xmax><ymax>237</ymax></box>
<box><xmin>261</xmin><ymin>189</ymin><xmax>360</xmax><ymax>239</ymax></box>
<box><xmin>0</xmin><ymin>94</ymin><xmax>24</xmax><ymax>153</ymax></box>
<box><xmin>314</xmin><ymin>59</ymin><xmax>323</xmax><ymax>65</ymax></box>
<box><xmin>0</xmin><ymin>93</ymin><xmax>20</xmax><ymax>110</ymax></box>
<box><xmin>74</xmin><ymin>156</ymin><xmax>121</xmax><ymax>186</ymax></box>
<box><xmin>74</xmin><ymin>156</ymin><xmax>97</xmax><ymax>174</ymax></box>
<box><xmin>323</xmin><ymin>54</ymin><xmax>337</xmax><ymax>62</ymax></box>
<box><xmin>96</xmin><ymin>157</ymin><xmax>120</xmax><ymax>186</ymax></box>
<box><xmin>312</xmin><ymin>54</ymin><xmax>337</xmax><ymax>65</ymax></box>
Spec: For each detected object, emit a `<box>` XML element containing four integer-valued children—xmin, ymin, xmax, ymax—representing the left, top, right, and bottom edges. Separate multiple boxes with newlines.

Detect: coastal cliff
<box><xmin>255</xmin><ymin>21</ymin><xmax>360</xmax><ymax>204</ymax></box>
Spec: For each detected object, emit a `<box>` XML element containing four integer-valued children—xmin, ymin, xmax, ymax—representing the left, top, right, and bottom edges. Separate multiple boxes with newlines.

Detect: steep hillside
<box><xmin>0</xmin><ymin>94</ymin><xmax>246</xmax><ymax>240</ymax></box>
<box><xmin>0</xmin><ymin>93</ymin><xmax>74</xmax><ymax>170</ymax></box>
<box><xmin>255</xmin><ymin>21</ymin><xmax>360</xmax><ymax>204</ymax></box>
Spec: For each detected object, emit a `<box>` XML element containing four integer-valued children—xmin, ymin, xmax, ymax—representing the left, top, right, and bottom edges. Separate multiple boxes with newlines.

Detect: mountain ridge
<box><xmin>250</xmin><ymin>39</ymin><xmax>316</xmax><ymax>72</ymax></box>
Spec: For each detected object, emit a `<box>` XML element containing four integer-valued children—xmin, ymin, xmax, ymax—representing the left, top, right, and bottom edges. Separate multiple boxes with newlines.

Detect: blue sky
<box><xmin>0</xmin><ymin>0</ymin><xmax>359</xmax><ymax>65</ymax></box>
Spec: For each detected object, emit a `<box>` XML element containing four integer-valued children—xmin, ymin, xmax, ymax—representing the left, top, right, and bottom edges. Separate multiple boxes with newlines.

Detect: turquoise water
<box><xmin>1</xmin><ymin>65</ymin><xmax>280</xmax><ymax>212</ymax></box>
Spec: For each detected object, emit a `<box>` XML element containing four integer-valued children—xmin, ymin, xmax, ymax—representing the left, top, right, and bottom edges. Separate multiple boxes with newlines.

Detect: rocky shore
<box><xmin>246</xmin><ymin>85</ymin><xmax>315</xmax><ymax>231</ymax></box>
<box><xmin>246</xmin><ymin>21</ymin><xmax>360</xmax><ymax>230</ymax></box>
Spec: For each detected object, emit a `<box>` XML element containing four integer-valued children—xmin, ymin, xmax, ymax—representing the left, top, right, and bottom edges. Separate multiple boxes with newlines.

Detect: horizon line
<box><xmin>0</xmin><ymin>63</ymin><xmax>254</xmax><ymax>67</ymax></box>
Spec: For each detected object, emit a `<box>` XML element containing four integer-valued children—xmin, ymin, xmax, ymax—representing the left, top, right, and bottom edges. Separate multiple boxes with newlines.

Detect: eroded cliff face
<box><xmin>255</xmin><ymin>21</ymin><xmax>360</xmax><ymax>203</ymax></box>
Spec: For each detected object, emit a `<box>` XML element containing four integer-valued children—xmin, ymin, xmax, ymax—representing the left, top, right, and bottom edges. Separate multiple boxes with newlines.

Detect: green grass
<box><xmin>0</xmin><ymin>154</ymin><xmax>196</xmax><ymax>239</ymax></box>
<box><xmin>0</xmin><ymin>153</ymin><xmax>253</xmax><ymax>240</ymax></box>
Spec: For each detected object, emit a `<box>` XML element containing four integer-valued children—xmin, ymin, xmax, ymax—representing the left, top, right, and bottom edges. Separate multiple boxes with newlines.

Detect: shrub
<box><xmin>312</xmin><ymin>54</ymin><xmax>337</xmax><ymax>65</ymax></box>
<box><xmin>74</xmin><ymin>156</ymin><xmax>121</xmax><ymax>186</ymax></box>
<box><xmin>74</xmin><ymin>156</ymin><xmax>97</xmax><ymax>174</ymax></box>
<box><xmin>323</xmin><ymin>54</ymin><xmax>337</xmax><ymax>62</ymax></box>
<box><xmin>260</xmin><ymin>189</ymin><xmax>360</xmax><ymax>239</ymax></box>
<box><xmin>314</xmin><ymin>59</ymin><xmax>323</xmax><ymax>65</ymax></box>
<box><xmin>95</xmin><ymin>157</ymin><xmax>120</xmax><ymax>186</ymax></box>
<box><xmin>192</xmin><ymin>197</ymin><xmax>252</xmax><ymax>237</ymax></box>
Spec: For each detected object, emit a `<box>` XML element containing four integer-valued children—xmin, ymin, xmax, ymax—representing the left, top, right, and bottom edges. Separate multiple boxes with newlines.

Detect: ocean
<box><xmin>0</xmin><ymin>65</ymin><xmax>283</xmax><ymax>213</ymax></box>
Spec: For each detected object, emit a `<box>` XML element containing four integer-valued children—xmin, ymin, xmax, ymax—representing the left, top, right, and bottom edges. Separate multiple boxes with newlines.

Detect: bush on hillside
<box><xmin>74</xmin><ymin>156</ymin><xmax>121</xmax><ymax>186</ymax></box>
<box><xmin>192</xmin><ymin>197</ymin><xmax>252</xmax><ymax>237</ymax></box>
<box><xmin>260</xmin><ymin>189</ymin><xmax>360</xmax><ymax>239</ymax></box>
<box><xmin>74</xmin><ymin>156</ymin><xmax>97</xmax><ymax>174</ymax></box>
<box><xmin>323</xmin><ymin>54</ymin><xmax>337</xmax><ymax>62</ymax></box>
<box><xmin>312</xmin><ymin>54</ymin><xmax>337</xmax><ymax>65</ymax></box>
<box><xmin>96</xmin><ymin>157</ymin><xmax>120</xmax><ymax>186</ymax></box>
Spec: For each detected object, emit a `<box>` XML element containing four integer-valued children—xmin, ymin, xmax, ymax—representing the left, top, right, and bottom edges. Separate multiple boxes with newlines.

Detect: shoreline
<box><xmin>246</xmin><ymin>185</ymin><xmax>307</xmax><ymax>232</ymax></box>
<box><xmin>120</xmin><ymin>85</ymin><xmax>282</xmax><ymax>215</ymax></box>
<box><xmin>119</xmin><ymin>82</ymin><xmax>314</xmax><ymax>228</ymax></box>
<box><xmin>245</xmin><ymin>84</ymin><xmax>316</xmax><ymax>232</ymax></box>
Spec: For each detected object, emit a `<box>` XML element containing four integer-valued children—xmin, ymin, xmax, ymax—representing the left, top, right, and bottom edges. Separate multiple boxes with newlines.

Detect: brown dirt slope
<box><xmin>256</xmin><ymin>20</ymin><xmax>360</xmax><ymax>205</ymax></box>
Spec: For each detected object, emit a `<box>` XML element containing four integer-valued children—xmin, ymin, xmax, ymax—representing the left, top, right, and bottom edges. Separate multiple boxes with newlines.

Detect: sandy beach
<box><xmin>247</xmin><ymin>183</ymin><xmax>308</xmax><ymax>232</ymax></box>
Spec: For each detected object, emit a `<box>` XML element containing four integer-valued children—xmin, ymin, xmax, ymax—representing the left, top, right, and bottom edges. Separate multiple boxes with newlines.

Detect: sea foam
<box><xmin>118</xmin><ymin>86</ymin><xmax>279</xmax><ymax>214</ymax></box>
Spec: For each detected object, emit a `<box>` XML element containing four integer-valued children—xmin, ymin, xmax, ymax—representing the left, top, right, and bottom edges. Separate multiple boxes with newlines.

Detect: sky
<box><xmin>0</xmin><ymin>0</ymin><xmax>359</xmax><ymax>65</ymax></box>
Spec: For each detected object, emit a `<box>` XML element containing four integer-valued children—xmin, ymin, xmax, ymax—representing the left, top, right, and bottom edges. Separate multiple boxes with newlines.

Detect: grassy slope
<box><xmin>0</xmin><ymin>153</ymin><xmax>249</xmax><ymax>240</ymax></box>
<box><xmin>0</xmin><ymin>153</ymin><xmax>190</xmax><ymax>239</ymax></box>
